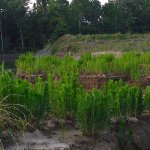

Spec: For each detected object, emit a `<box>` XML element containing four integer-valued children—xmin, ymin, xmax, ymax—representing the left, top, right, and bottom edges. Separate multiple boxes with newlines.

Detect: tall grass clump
<box><xmin>2</xmin><ymin>78</ymin><xmax>49</xmax><ymax>119</ymax></box>
<box><xmin>79</xmin><ymin>52</ymin><xmax>150</xmax><ymax>80</ymax></box>
<box><xmin>0</xmin><ymin>94</ymin><xmax>29</xmax><ymax>147</ymax></box>
<box><xmin>78</xmin><ymin>52</ymin><xmax>92</xmax><ymax>66</ymax></box>
<box><xmin>47</xmin><ymin>56</ymin><xmax>80</xmax><ymax>120</ymax></box>
<box><xmin>0</xmin><ymin>97</ymin><xmax>27</xmax><ymax>131</ymax></box>
<box><xmin>16</xmin><ymin>53</ymin><xmax>61</xmax><ymax>74</ymax></box>
<box><xmin>103</xmin><ymin>80</ymin><xmax>144</xmax><ymax>118</ymax></box>
<box><xmin>140</xmin><ymin>52</ymin><xmax>150</xmax><ymax>76</ymax></box>
<box><xmin>16</xmin><ymin>53</ymin><xmax>36</xmax><ymax>74</ymax></box>
<box><xmin>77</xmin><ymin>89</ymin><xmax>111</xmax><ymax>136</ymax></box>
<box><xmin>77</xmin><ymin>80</ymin><xmax>145</xmax><ymax>136</ymax></box>
<box><xmin>0</xmin><ymin>67</ymin><xmax>49</xmax><ymax>119</ymax></box>
<box><xmin>112</xmin><ymin>52</ymin><xmax>141</xmax><ymax>79</ymax></box>
<box><xmin>79</xmin><ymin>53</ymin><xmax>114</xmax><ymax>74</ymax></box>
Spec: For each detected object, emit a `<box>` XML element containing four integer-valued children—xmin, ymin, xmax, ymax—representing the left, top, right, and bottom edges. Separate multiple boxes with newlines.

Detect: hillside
<box><xmin>43</xmin><ymin>34</ymin><xmax>150</xmax><ymax>57</ymax></box>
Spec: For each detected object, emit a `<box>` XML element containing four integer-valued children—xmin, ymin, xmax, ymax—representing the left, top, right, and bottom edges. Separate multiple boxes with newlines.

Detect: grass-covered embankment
<box><xmin>46</xmin><ymin>33</ymin><xmax>150</xmax><ymax>54</ymax></box>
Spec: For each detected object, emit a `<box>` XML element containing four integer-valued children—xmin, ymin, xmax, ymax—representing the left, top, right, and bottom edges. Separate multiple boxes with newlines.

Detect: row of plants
<box><xmin>1</xmin><ymin>51</ymin><xmax>150</xmax><ymax>141</ymax></box>
<box><xmin>16</xmin><ymin>52</ymin><xmax>150</xmax><ymax>80</ymax></box>
<box><xmin>0</xmin><ymin>64</ymin><xmax>150</xmax><ymax>136</ymax></box>
<box><xmin>16</xmin><ymin>53</ymin><xmax>61</xmax><ymax>74</ymax></box>
<box><xmin>79</xmin><ymin>52</ymin><xmax>150</xmax><ymax>79</ymax></box>
<box><xmin>1</xmin><ymin>55</ymin><xmax>79</xmax><ymax>120</ymax></box>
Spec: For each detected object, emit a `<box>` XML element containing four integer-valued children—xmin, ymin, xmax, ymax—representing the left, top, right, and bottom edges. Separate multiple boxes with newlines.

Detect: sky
<box><xmin>29</xmin><ymin>0</ymin><xmax>108</xmax><ymax>8</ymax></box>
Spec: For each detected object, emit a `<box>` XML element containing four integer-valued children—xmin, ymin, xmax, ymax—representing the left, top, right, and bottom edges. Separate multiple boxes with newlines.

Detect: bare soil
<box><xmin>16</xmin><ymin>71</ymin><xmax>150</xmax><ymax>89</ymax></box>
<box><xmin>2</xmin><ymin>114</ymin><xmax>150</xmax><ymax>150</ymax></box>
<box><xmin>80</xmin><ymin>74</ymin><xmax>150</xmax><ymax>89</ymax></box>
<box><xmin>16</xmin><ymin>71</ymin><xmax>47</xmax><ymax>83</ymax></box>
<box><xmin>79</xmin><ymin>73</ymin><xmax>130</xmax><ymax>89</ymax></box>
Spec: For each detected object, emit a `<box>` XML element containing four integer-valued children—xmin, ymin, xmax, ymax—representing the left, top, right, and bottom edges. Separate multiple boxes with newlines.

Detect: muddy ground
<box><xmin>1</xmin><ymin>114</ymin><xmax>150</xmax><ymax>150</ymax></box>
<box><xmin>16</xmin><ymin>71</ymin><xmax>150</xmax><ymax>89</ymax></box>
<box><xmin>79</xmin><ymin>74</ymin><xmax>150</xmax><ymax>89</ymax></box>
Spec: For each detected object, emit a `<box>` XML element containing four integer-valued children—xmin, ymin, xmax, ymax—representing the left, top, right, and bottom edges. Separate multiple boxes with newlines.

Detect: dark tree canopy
<box><xmin>0</xmin><ymin>0</ymin><xmax>150</xmax><ymax>53</ymax></box>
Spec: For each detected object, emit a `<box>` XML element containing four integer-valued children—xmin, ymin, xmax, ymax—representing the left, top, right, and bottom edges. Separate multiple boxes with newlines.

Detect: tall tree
<box><xmin>70</xmin><ymin>0</ymin><xmax>101</xmax><ymax>34</ymax></box>
<box><xmin>84</xmin><ymin>0</ymin><xmax>102</xmax><ymax>33</ymax></box>
<box><xmin>6</xmin><ymin>0</ymin><xmax>29</xmax><ymax>50</ymax></box>
<box><xmin>0</xmin><ymin>0</ymin><xmax>6</xmax><ymax>54</ymax></box>
<box><xmin>37</xmin><ymin>0</ymin><xmax>49</xmax><ymax>15</ymax></box>
<box><xmin>102</xmin><ymin>0</ymin><xmax>117</xmax><ymax>33</ymax></box>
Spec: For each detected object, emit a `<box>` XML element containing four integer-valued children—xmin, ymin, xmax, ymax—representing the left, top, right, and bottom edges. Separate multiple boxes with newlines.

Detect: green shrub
<box><xmin>16</xmin><ymin>52</ymin><xmax>150</xmax><ymax>80</ymax></box>
<box><xmin>16</xmin><ymin>53</ymin><xmax>61</xmax><ymax>74</ymax></box>
<box><xmin>103</xmin><ymin>80</ymin><xmax>144</xmax><ymax>118</ymax></box>
<box><xmin>0</xmin><ymin>69</ymin><xmax>49</xmax><ymax>119</ymax></box>
<box><xmin>79</xmin><ymin>53</ymin><xmax>114</xmax><ymax>74</ymax></box>
<box><xmin>16</xmin><ymin>53</ymin><xmax>36</xmax><ymax>74</ymax></box>
<box><xmin>77</xmin><ymin>89</ymin><xmax>111</xmax><ymax>135</ymax></box>
<box><xmin>41</xmin><ymin>55</ymin><xmax>80</xmax><ymax>120</ymax></box>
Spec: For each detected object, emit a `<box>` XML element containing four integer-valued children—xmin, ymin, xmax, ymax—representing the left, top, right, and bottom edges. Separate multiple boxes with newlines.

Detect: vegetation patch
<box><xmin>48</xmin><ymin>34</ymin><xmax>150</xmax><ymax>55</ymax></box>
<box><xmin>1</xmin><ymin>51</ymin><xmax>150</xmax><ymax>149</ymax></box>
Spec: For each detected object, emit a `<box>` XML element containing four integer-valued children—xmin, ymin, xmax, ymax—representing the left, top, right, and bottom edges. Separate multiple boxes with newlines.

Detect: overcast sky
<box><xmin>29</xmin><ymin>0</ymin><xmax>108</xmax><ymax>7</ymax></box>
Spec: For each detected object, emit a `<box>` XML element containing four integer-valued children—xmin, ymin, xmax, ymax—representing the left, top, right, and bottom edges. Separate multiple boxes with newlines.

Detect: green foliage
<box><xmin>112</xmin><ymin>53</ymin><xmax>141</xmax><ymax>79</ymax></box>
<box><xmin>136</xmin><ymin>88</ymin><xmax>143</xmax><ymax>116</ymax></box>
<box><xmin>103</xmin><ymin>80</ymin><xmax>144</xmax><ymax>118</ymax></box>
<box><xmin>0</xmin><ymin>96</ymin><xmax>27</xmax><ymax>138</ymax></box>
<box><xmin>118</xmin><ymin>119</ymin><xmax>134</xmax><ymax>149</ymax></box>
<box><xmin>49</xmin><ymin>33</ymin><xmax>150</xmax><ymax>54</ymax></box>
<box><xmin>77</xmin><ymin>89</ymin><xmax>111</xmax><ymax>135</ymax></box>
<box><xmin>16</xmin><ymin>53</ymin><xmax>36</xmax><ymax>74</ymax></box>
<box><xmin>144</xmin><ymin>86</ymin><xmax>150</xmax><ymax>110</ymax></box>
<box><xmin>79</xmin><ymin>53</ymin><xmax>114</xmax><ymax>74</ymax></box>
<box><xmin>78</xmin><ymin>52</ymin><xmax>150</xmax><ymax>80</ymax></box>
<box><xmin>2</xmin><ymin>51</ymin><xmax>150</xmax><ymax>137</ymax></box>
<box><xmin>15</xmin><ymin>52</ymin><xmax>150</xmax><ymax>130</ymax></box>
<box><xmin>47</xmin><ymin>56</ymin><xmax>80</xmax><ymax>119</ymax></box>
<box><xmin>1</xmin><ymin>0</ymin><xmax>150</xmax><ymax>52</ymax></box>
<box><xmin>77</xmin><ymin>80</ymin><xmax>145</xmax><ymax>135</ymax></box>
<box><xmin>0</xmin><ymin>68</ymin><xmax>48</xmax><ymax>119</ymax></box>
<box><xmin>13</xmin><ymin>54</ymin><xmax>81</xmax><ymax>120</ymax></box>
<box><xmin>16</xmin><ymin>53</ymin><xmax>61</xmax><ymax>74</ymax></box>
<box><xmin>78</xmin><ymin>52</ymin><xmax>92</xmax><ymax>66</ymax></box>
<box><xmin>71</xmin><ymin>34</ymin><xmax>146</xmax><ymax>41</ymax></box>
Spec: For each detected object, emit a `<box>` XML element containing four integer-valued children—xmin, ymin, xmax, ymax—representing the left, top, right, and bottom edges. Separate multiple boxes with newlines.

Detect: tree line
<box><xmin>0</xmin><ymin>0</ymin><xmax>150</xmax><ymax>53</ymax></box>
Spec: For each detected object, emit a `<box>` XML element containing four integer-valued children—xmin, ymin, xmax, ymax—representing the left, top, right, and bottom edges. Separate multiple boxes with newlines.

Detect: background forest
<box><xmin>0</xmin><ymin>0</ymin><xmax>150</xmax><ymax>52</ymax></box>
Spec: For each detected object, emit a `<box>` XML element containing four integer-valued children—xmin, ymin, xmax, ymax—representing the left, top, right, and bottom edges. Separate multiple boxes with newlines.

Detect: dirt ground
<box><xmin>17</xmin><ymin>71</ymin><xmax>150</xmax><ymax>89</ymax></box>
<box><xmin>1</xmin><ymin>114</ymin><xmax>150</xmax><ymax>150</ymax></box>
<box><xmin>79</xmin><ymin>74</ymin><xmax>150</xmax><ymax>89</ymax></box>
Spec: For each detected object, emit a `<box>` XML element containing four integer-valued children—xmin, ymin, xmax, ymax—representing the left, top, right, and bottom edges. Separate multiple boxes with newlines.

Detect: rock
<box><xmin>128</xmin><ymin>117</ymin><xmax>139</xmax><ymax>124</ymax></box>
<box><xmin>47</xmin><ymin>120</ymin><xmax>55</xmax><ymax>128</ymax></box>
